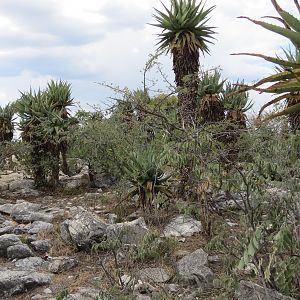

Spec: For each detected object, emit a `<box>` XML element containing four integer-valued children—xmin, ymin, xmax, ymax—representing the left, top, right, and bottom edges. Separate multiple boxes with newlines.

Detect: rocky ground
<box><xmin>0</xmin><ymin>171</ymin><xmax>296</xmax><ymax>300</ymax></box>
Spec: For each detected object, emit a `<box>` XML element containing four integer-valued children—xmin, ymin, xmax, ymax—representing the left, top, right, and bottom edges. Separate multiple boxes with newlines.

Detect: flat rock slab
<box><xmin>60</xmin><ymin>206</ymin><xmax>107</xmax><ymax>250</ymax></box>
<box><xmin>48</xmin><ymin>257</ymin><xmax>79</xmax><ymax>274</ymax></box>
<box><xmin>27</xmin><ymin>221</ymin><xmax>54</xmax><ymax>234</ymax></box>
<box><xmin>15</xmin><ymin>257</ymin><xmax>50</xmax><ymax>271</ymax></box>
<box><xmin>137</xmin><ymin>267</ymin><xmax>171</xmax><ymax>283</ymax></box>
<box><xmin>0</xmin><ymin>234</ymin><xmax>21</xmax><ymax>257</ymax></box>
<box><xmin>236</xmin><ymin>280</ymin><xmax>296</xmax><ymax>300</ymax></box>
<box><xmin>163</xmin><ymin>215</ymin><xmax>202</xmax><ymax>237</ymax></box>
<box><xmin>12</xmin><ymin>200</ymin><xmax>54</xmax><ymax>223</ymax></box>
<box><xmin>106</xmin><ymin>217</ymin><xmax>149</xmax><ymax>245</ymax></box>
<box><xmin>64</xmin><ymin>288</ymin><xmax>102</xmax><ymax>300</ymax></box>
<box><xmin>0</xmin><ymin>203</ymin><xmax>15</xmax><ymax>215</ymax></box>
<box><xmin>0</xmin><ymin>226</ymin><xmax>14</xmax><ymax>235</ymax></box>
<box><xmin>0</xmin><ymin>269</ymin><xmax>53</xmax><ymax>297</ymax></box>
<box><xmin>7</xmin><ymin>244</ymin><xmax>33</xmax><ymax>259</ymax></box>
<box><xmin>31</xmin><ymin>240</ymin><xmax>50</xmax><ymax>253</ymax></box>
<box><xmin>176</xmin><ymin>248</ymin><xmax>214</xmax><ymax>288</ymax></box>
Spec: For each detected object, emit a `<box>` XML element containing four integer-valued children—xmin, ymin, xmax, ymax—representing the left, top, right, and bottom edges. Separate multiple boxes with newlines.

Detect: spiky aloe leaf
<box><xmin>261</xmin><ymin>102</ymin><xmax>300</xmax><ymax>122</ymax></box>
<box><xmin>238</xmin><ymin>16</ymin><xmax>300</xmax><ymax>48</ymax></box>
<box><xmin>231</xmin><ymin>52</ymin><xmax>300</xmax><ymax>69</ymax></box>
<box><xmin>151</xmin><ymin>0</ymin><xmax>216</xmax><ymax>54</ymax></box>
<box><xmin>270</xmin><ymin>0</ymin><xmax>300</xmax><ymax>33</ymax></box>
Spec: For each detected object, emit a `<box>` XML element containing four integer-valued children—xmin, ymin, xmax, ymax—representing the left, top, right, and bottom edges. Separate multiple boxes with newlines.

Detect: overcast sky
<box><xmin>0</xmin><ymin>0</ymin><xmax>297</xmax><ymax>113</ymax></box>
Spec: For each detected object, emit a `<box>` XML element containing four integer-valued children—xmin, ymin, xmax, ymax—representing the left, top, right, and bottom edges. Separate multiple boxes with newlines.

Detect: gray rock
<box><xmin>134</xmin><ymin>282</ymin><xmax>156</xmax><ymax>298</ymax></box>
<box><xmin>31</xmin><ymin>240</ymin><xmax>50</xmax><ymax>253</ymax></box>
<box><xmin>163</xmin><ymin>215</ymin><xmax>202</xmax><ymax>237</ymax></box>
<box><xmin>85</xmin><ymin>192</ymin><xmax>101</xmax><ymax>200</ymax></box>
<box><xmin>14</xmin><ymin>188</ymin><xmax>40</xmax><ymax>197</ymax></box>
<box><xmin>0</xmin><ymin>234</ymin><xmax>21</xmax><ymax>257</ymax></box>
<box><xmin>0</xmin><ymin>226</ymin><xmax>14</xmax><ymax>235</ymax></box>
<box><xmin>15</xmin><ymin>257</ymin><xmax>49</xmax><ymax>271</ymax></box>
<box><xmin>7</xmin><ymin>244</ymin><xmax>34</xmax><ymax>259</ymax></box>
<box><xmin>108</xmin><ymin>213</ymin><xmax>118</xmax><ymax>224</ymax></box>
<box><xmin>64</xmin><ymin>288</ymin><xmax>101</xmax><ymax>300</ymax></box>
<box><xmin>9</xmin><ymin>179</ymin><xmax>34</xmax><ymax>192</ymax></box>
<box><xmin>0</xmin><ymin>213</ymin><xmax>6</xmax><ymax>223</ymax></box>
<box><xmin>106</xmin><ymin>217</ymin><xmax>148</xmax><ymax>245</ymax></box>
<box><xmin>48</xmin><ymin>257</ymin><xmax>79</xmax><ymax>274</ymax></box>
<box><xmin>137</xmin><ymin>267</ymin><xmax>171</xmax><ymax>283</ymax></box>
<box><xmin>236</xmin><ymin>280</ymin><xmax>296</xmax><ymax>300</ymax></box>
<box><xmin>0</xmin><ymin>203</ymin><xmax>14</xmax><ymax>215</ymax></box>
<box><xmin>176</xmin><ymin>248</ymin><xmax>214</xmax><ymax>287</ymax></box>
<box><xmin>0</xmin><ymin>182</ymin><xmax>9</xmax><ymax>191</ymax></box>
<box><xmin>0</xmin><ymin>269</ymin><xmax>53</xmax><ymax>297</ymax></box>
<box><xmin>161</xmin><ymin>283</ymin><xmax>180</xmax><ymax>293</ymax></box>
<box><xmin>11</xmin><ymin>201</ymin><xmax>54</xmax><ymax>223</ymax></box>
<box><xmin>60</xmin><ymin>206</ymin><xmax>107</xmax><ymax>249</ymax></box>
<box><xmin>28</xmin><ymin>221</ymin><xmax>54</xmax><ymax>234</ymax></box>
<box><xmin>13</xmin><ymin>224</ymin><xmax>29</xmax><ymax>234</ymax></box>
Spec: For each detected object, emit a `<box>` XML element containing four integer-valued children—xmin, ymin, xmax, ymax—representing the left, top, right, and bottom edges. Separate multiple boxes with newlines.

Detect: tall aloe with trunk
<box><xmin>233</xmin><ymin>0</ymin><xmax>300</xmax><ymax>127</ymax></box>
<box><xmin>151</xmin><ymin>0</ymin><xmax>216</xmax><ymax>127</ymax></box>
<box><xmin>0</xmin><ymin>103</ymin><xmax>15</xmax><ymax>142</ymax></box>
<box><xmin>45</xmin><ymin>80</ymin><xmax>74</xmax><ymax>175</ymax></box>
<box><xmin>16</xmin><ymin>81</ymin><xmax>75</xmax><ymax>188</ymax></box>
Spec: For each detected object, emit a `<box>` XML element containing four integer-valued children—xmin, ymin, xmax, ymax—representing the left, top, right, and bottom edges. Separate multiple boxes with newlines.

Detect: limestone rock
<box><xmin>176</xmin><ymin>248</ymin><xmax>214</xmax><ymax>287</ymax></box>
<box><xmin>31</xmin><ymin>240</ymin><xmax>50</xmax><ymax>253</ymax></box>
<box><xmin>0</xmin><ymin>226</ymin><xmax>14</xmax><ymax>235</ymax></box>
<box><xmin>15</xmin><ymin>257</ymin><xmax>49</xmax><ymax>271</ymax></box>
<box><xmin>7</xmin><ymin>244</ymin><xmax>34</xmax><ymax>259</ymax></box>
<box><xmin>106</xmin><ymin>217</ymin><xmax>148</xmax><ymax>245</ymax></box>
<box><xmin>0</xmin><ymin>269</ymin><xmax>52</xmax><ymax>297</ymax></box>
<box><xmin>48</xmin><ymin>257</ymin><xmax>79</xmax><ymax>274</ymax></box>
<box><xmin>236</xmin><ymin>280</ymin><xmax>296</xmax><ymax>300</ymax></box>
<box><xmin>0</xmin><ymin>203</ymin><xmax>15</xmax><ymax>215</ymax></box>
<box><xmin>27</xmin><ymin>221</ymin><xmax>54</xmax><ymax>234</ymax></box>
<box><xmin>64</xmin><ymin>288</ymin><xmax>102</xmax><ymax>300</ymax></box>
<box><xmin>163</xmin><ymin>215</ymin><xmax>202</xmax><ymax>237</ymax></box>
<box><xmin>137</xmin><ymin>267</ymin><xmax>171</xmax><ymax>283</ymax></box>
<box><xmin>9</xmin><ymin>179</ymin><xmax>34</xmax><ymax>192</ymax></box>
<box><xmin>11</xmin><ymin>201</ymin><xmax>54</xmax><ymax>223</ymax></box>
<box><xmin>60</xmin><ymin>206</ymin><xmax>107</xmax><ymax>249</ymax></box>
<box><xmin>0</xmin><ymin>234</ymin><xmax>22</xmax><ymax>257</ymax></box>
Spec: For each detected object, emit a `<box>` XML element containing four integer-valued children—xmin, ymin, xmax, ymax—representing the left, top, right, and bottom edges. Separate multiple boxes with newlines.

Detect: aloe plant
<box><xmin>123</xmin><ymin>148</ymin><xmax>172</xmax><ymax>210</ymax></box>
<box><xmin>197</xmin><ymin>69</ymin><xmax>225</xmax><ymax>124</ymax></box>
<box><xmin>0</xmin><ymin>103</ymin><xmax>15</xmax><ymax>142</ymax></box>
<box><xmin>233</xmin><ymin>0</ymin><xmax>300</xmax><ymax>124</ymax></box>
<box><xmin>16</xmin><ymin>81</ymin><xmax>76</xmax><ymax>188</ymax></box>
<box><xmin>151</xmin><ymin>0</ymin><xmax>216</xmax><ymax>127</ymax></box>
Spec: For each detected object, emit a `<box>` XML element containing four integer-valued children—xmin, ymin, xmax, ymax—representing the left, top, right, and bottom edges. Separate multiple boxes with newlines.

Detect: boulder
<box><xmin>7</xmin><ymin>244</ymin><xmax>33</xmax><ymax>259</ymax></box>
<box><xmin>31</xmin><ymin>240</ymin><xmax>50</xmax><ymax>253</ymax></box>
<box><xmin>60</xmin><ymin>206</ymin><xmax>107</xmax><ymax>249</ymax></box>
<box><xmin>176</xmin><ymin>248</ymin><xmax>214</xmax><ymax>287</ymax></box>
<box><xmin>0</xmin><ymin>203</ymin><xmax>15</xmax><ymax>215</ymax></box>
<box><xmin>0</xmin><ymin>269</ymin><xmax>52</xmax><ymax>297</ymax></box>
<box><xmin>106</xmin><ymin>217</ymin><xmax>149</xmax><ymax>245</ymax></box>
<box><xmin>0</xmin><ymin>234</ymin><xmax>22</xmax><ymax>257</ymax></box>
<box><xmin>11</xmin><ymin>201</ymin><xmax>53</xmax><ymax>223</ymax></box>
<box><xmin>48</xmin><ymin>257</ymin><xmax>79</xmax><ymax>274</ymax></box>
<box><xmin>27</xmin><ymin>221</ymin><xmax>54</xmax><ymax>234</ymax></box>
<box><xmin>64</xmin><ymin>288</ymin><xmax>102</xmax><ymax>300</ymax></box>
<box><xmin>9</xmin><ymin>179</ymin><xmax>34</xmax><ymax>192</ymax></box>
<box><xmin>137</xmin><ymin>267</ymin><xmax>171</xmax><ymax>283</ymax></box>
<box><xmin>15</xmin><ymin>257</ymin><xmax>49</xmax><ymax>271</ymax></box>
<box><xmin>0</xmin><ymin>226</ymin><xmax>14</xmax><ymax>235</ymax></box>
<box><xmin>163</xmin><ymin>215</ymin><xmax>202</xmax><ymax>237</ymax></box>
<box><xmin>235</xmin><ymin>280</ymin><xmax>296</xmax><ymax>300</ymax></box>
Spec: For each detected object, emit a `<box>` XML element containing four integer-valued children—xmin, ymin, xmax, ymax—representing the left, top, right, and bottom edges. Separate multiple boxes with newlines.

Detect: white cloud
<box><xmin>0</xmin><ymin>0</ymin><xmax>298</xmax><ymax>112</ymax></box>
